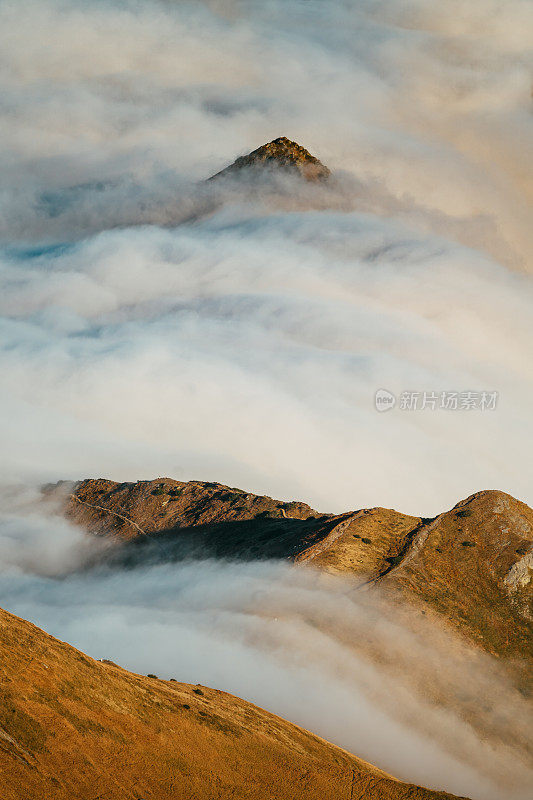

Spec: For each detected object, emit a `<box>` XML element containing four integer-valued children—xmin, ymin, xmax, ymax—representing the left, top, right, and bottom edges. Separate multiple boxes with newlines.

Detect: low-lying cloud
<box><xmin>1</xmin><ymin>0</ymin><xmax>532</xmax><ymax>514</ymax></box>
<box><xmin>1</xmin><ymin>0</ymin><xmax>532</xmax><ymax>266</ymax></box>
<box><xmin>1</xmin><ymin>210</ymin><xmax>531</xmax><ymax>514</ymax></box>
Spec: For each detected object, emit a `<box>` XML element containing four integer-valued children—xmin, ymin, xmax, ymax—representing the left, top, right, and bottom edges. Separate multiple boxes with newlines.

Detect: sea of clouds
<box><xmin>1</xmin><ymin>1</ymin><xmax>532</xmax><ymax>797</ymax></box>
<box><xmin>0</xmin><ymin>0</ymin><xmax>532</xmax><ymax>514</ymax></box>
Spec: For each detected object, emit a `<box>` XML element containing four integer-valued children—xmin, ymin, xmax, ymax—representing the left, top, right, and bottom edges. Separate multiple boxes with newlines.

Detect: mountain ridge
<box><xmin>51</xmin><ymin>478</ymin><xmax>533</xmax><ymax>665</ymax></box>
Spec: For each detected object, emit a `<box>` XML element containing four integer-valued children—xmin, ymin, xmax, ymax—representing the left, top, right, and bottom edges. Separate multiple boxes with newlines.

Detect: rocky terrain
<box><xmin>0</xmin><ymin>606</ymin><xmax>467</xmax><ymax>800</ymax></box>
<box><xmin>54</xmin><ymin>478</ymin><xmax>533</xmax><ymax>665</ymax></box>
<box><xmin>208</xmin><ymin>136</ymin><xmax>331</xmax><ymax>182</ymax></box>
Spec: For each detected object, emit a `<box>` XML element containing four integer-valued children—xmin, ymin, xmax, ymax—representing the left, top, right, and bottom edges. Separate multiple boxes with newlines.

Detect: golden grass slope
<box><xmin>303</xmin><ymin>490</ymin><xmax>533</xmax><ymax>661</ymax></box>
<box><xmin>0</xmin><ymin>607</ymin><xmax>466</xmax><ymax>800</ymax></box>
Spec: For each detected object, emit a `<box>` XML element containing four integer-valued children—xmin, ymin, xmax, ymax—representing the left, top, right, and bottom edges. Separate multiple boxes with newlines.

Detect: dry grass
<box><xmin>0</xmin><ymin>607</ymin><xmax>466</xmax><ymax>800</ymax></box>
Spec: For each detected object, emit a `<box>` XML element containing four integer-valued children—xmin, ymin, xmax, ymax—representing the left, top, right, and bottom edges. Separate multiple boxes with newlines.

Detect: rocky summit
<box><xmin>209</xmin><ymin>136</ymin><xmax>331</xmax><ymax>182</ymax></box>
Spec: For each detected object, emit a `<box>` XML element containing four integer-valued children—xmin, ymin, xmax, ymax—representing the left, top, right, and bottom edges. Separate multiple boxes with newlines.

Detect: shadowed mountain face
<box><xmin>61</xmin><ymin>476</ymin><xmax>328</xmax><ymax>560</ymax></box>
<box><xmin>209</xmin><ymin>136</ymin><xmax>331</xmax><ymax>182</ymax></box>
<box><xmin>0</xmin><ymin>606</ymin><xmax>467</xmax><ymax>800</ymax></box>
<box><xmin>56</xmin><ymin>479</ymin><xmax>533</xmax><ymax>663</ymax></box>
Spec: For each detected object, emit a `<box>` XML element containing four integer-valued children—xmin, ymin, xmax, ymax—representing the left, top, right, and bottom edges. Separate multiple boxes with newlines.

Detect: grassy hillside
<box><xmin>0</xmin><ymin>607</ymin><xmax>466</xmax><ymax>800</ymax></box>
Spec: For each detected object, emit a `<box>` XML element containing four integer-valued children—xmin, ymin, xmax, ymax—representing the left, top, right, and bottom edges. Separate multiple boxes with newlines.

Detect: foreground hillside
<box><xmin>54</xmin><ymin>478</ymin><xmax>533</xmax><ymax>663</ymax></box>
<box><xmin>0</xmin><ymin>607</ymin><xmax>465</xmax><ymax>800</ymax></box>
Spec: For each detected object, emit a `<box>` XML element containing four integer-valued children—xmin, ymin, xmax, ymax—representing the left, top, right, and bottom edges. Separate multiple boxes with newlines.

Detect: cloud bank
<box><xmin>1</xmin><ymin>0</ymin><xmax>532</xmax><ymax>265</ymax></box>
<box><xmin>1</xmin><ymin>211</ymin><xmax>532</xmax><ymax>513</ymax></box>
<box><xmin>0</xmin><ymin>0</ymin><xmax>532</xmax><ymax>514</ymax></box>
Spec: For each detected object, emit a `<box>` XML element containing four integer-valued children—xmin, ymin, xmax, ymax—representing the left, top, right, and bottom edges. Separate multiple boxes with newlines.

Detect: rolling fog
<box><xmin>0</xmin><ymin>1</ymin><xmax>532</xmax><ymax>798</ymax></box>
<box><xmin>1</xmin><ymin>0</ymin><xmax>532</xmax><ymax>513</ymax></box>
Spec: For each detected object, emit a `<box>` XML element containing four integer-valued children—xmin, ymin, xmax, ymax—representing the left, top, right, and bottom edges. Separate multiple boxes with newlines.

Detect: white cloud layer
<box><xmin>1</xmin><ymin>210</ymin><xmax>532</xmax><ymax>513</ymax></box>
<box><xmin>0</xmin><ymin>0</ymin><xmax>532</xmax><ymax>514</ymax></box>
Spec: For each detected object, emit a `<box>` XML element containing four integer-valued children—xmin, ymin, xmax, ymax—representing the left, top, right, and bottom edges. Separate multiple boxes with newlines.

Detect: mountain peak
<box><xmin>209</xmin><ymin>136</ymin><xmax>331</xmax><ymax>182</ymax></box>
